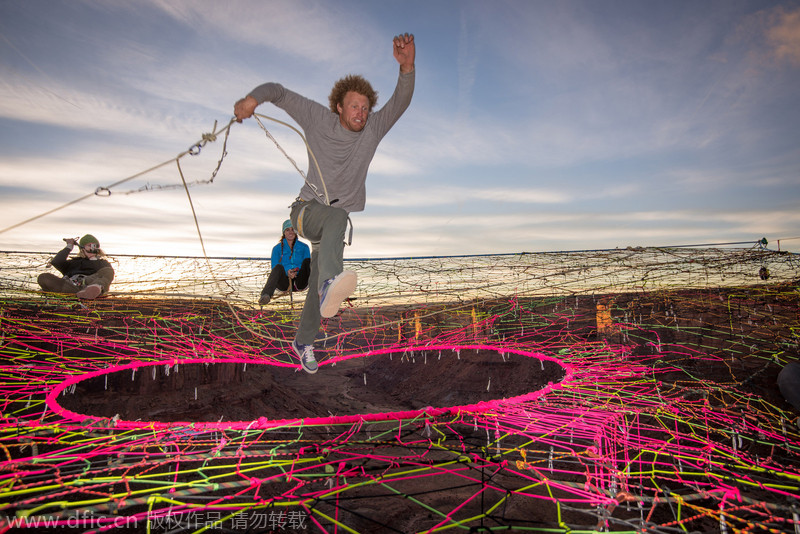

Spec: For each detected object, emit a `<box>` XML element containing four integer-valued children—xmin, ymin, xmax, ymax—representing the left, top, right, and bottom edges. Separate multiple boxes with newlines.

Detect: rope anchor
<box><xmin>188</xmin><ymin>123</ymin><xmax>220</xmax><ymax>156</ymax></box>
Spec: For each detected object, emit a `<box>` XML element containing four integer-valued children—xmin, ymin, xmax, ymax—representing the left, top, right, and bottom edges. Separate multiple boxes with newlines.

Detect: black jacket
<box><xmin>50</xmin><ymin>246</ymin><xmax>113</xmax><ymax>278</ymax></box>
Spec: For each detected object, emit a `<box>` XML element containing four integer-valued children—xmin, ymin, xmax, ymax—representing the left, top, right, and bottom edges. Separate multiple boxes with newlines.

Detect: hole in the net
<box><xmin>54</xmin><ymin>347</ymin><xmax>566</xmax><ymax>426</ymax></box>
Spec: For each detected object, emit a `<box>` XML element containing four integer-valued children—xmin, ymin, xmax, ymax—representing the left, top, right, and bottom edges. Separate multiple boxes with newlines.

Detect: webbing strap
<box><xmin>346</xmin><ymin>216</ymin><xmax>353</xmax><ymax>246</ymax></box>
<box><xmin>296</xmin><ymin>204</ymin><xmax>308</xmax><ymax>239</ymax></box>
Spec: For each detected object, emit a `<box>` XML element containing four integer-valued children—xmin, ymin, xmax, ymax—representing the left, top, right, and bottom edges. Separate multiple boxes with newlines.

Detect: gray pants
<box><xmin>290</xmin><ymin>200</ymin><xmax>348</xmax><ymax>345</ymax></box>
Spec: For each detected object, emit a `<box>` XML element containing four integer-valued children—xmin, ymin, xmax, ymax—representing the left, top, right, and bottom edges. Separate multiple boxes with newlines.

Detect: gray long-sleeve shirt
<box><xmin>248</xmin><ymin>69</ymin><xmax>414</xmax><ymax>213</ymax></box>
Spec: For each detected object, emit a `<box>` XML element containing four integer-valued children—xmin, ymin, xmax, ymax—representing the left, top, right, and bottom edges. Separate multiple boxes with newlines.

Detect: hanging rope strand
<box><xmin>0</xmin><ymin>119</ymin><xmax>236</xmax><ymax>235</ymax></box>
<box><xmin>172</xmin><ymin>115</ymin><xmax>324</xmax><ymax>346</ymax></box>
<box><xmin>253</xmin><ymin>113</ymin><xmax>328</xmax><ymax>205</ymax></box>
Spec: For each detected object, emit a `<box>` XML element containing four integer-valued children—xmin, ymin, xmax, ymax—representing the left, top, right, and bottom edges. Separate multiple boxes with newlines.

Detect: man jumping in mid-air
<box><xmin>234</xmin><ymin>33</ymin><xmax>416</xmax><ymax>374</ymax></box>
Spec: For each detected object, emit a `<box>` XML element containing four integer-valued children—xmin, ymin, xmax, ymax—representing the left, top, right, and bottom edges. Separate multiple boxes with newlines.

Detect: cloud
<box><xmin>731</xmin><ymin>5</ymin><xmax>800</xmax><ymax>70</ymax></box>
<box><xmin>456</xmin><ymin>10</ymin><xmax>478</xmax><ymax>122</ymax></box>
<box><xmin>368</xmin><ymin>183</ymin><xmax>569</xmax><ymax>209</ymax></box>
<box><xmin>145</xmin><ymin>0</ymin><xmax>384</xmax><ymax>68</ymax></box>
<box><xmin>0</xmin><ymin>78</ymin><xmax>208</xmax><ymax>146</ymax></box>
<box><xmin>766</xmin><ymin>7</ymin><xmax>800</xmax><ymax>66</ymax></box>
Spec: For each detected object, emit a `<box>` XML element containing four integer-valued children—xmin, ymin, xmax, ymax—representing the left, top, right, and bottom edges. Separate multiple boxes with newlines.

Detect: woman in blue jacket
<box><xmin>259</xmin><ymin>220</ymin><xmax>311</xmax><ymax>305</ymax></box>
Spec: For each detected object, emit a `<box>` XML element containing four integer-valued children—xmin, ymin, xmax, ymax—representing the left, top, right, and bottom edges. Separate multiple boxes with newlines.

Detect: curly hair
<box><xmin>328</xmin><ymin>74</ymin><xmax>378</xmax><ymax>114</ymax></box>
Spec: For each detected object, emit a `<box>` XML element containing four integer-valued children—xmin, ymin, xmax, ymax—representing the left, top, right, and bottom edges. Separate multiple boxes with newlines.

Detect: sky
<box><xmin>1</xmin><ymin>0</ymin><xmax>799</xmax><ymax>259</ymax></box>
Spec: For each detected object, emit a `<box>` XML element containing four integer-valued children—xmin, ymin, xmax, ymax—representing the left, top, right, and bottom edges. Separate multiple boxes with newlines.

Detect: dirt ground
<box><xmin>60</xmin><ymin>347</ymin><xmax>565</xmax><ymax>424</ymax></box>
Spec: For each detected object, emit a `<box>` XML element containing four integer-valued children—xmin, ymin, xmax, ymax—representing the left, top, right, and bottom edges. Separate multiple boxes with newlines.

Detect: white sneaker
<box><xmin>318</xmin><ymin>271</ymin><xmax>357</xmax><ymax>318</ymax></box>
